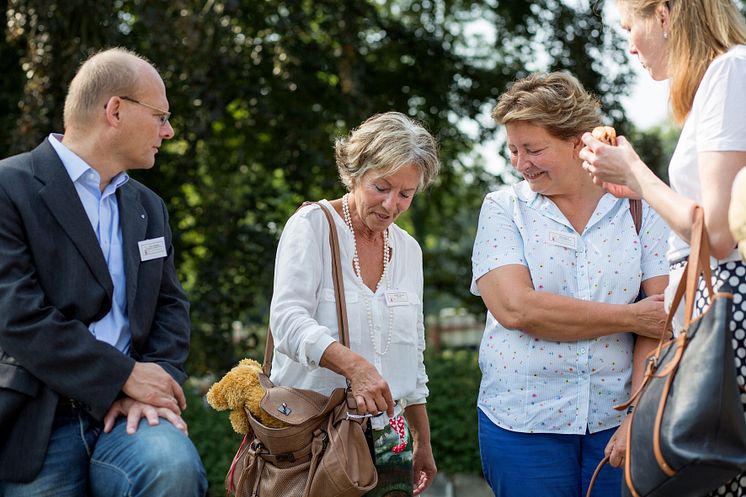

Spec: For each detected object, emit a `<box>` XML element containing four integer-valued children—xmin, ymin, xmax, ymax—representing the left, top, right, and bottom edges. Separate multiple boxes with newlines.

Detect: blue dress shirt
<box><xmin>48</xmin><ymin>134</ymin><xmax>131</xmax><ymax>353</ymax></box>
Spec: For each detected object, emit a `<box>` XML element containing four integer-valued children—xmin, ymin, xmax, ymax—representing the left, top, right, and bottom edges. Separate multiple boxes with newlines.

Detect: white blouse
<box><xmin>269</xmin><ymin>200</ymin><xmax>429</xmax><ymax>412</ymax></box>
<box><xmin>667</xmin><ymin>44</ymin><xmax>746</xmax><ymax>263</ymax></box>
<box><xmin>471</xmin><ymin>182</ymin><xmax>670</xmax><ymax>434</ymax></box>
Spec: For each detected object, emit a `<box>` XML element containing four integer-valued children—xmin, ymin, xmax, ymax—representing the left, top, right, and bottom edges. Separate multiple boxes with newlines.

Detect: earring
<box><xmin>663</xmin><ymin>32</ymin><xmax>668</xmax><ymax>39</ymax></box>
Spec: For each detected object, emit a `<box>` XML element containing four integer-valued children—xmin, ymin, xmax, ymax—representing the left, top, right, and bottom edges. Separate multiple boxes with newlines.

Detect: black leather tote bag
<box><xmin>621</xmin><ymin>207</ymin><xmax>746</xmax><ymax>497</ymax></box>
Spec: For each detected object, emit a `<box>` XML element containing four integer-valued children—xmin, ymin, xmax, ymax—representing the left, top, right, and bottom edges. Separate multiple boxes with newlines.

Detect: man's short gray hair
<box><xmin>63</xmin><ymin>47</ymin><xmax>152</xmax><ymax>130</ymax></box>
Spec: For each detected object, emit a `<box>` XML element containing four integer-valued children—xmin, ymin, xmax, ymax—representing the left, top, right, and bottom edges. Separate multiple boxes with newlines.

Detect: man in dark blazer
<box><xmin>0</xmin><ymin>48</ymin><xmax>207</xmax><ymax>496</ymax></box>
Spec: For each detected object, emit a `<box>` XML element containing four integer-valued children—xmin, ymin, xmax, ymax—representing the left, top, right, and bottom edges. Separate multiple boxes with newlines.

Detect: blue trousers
<box><xmin>478</xmin><ymin>408</ymin><xmax>621</xmax><ymax>497</ymax></box>
<box><xmin>0</xmin><ymin>409</ymin><xmax>207</xmax><ymax>497</ymax></box>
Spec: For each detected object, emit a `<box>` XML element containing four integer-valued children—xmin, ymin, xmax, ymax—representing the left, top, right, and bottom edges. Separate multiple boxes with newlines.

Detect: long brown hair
<box><xmin>622</xmin><ymin>0</ymin><xmax>746</xmax><ymax>124</ymax></box>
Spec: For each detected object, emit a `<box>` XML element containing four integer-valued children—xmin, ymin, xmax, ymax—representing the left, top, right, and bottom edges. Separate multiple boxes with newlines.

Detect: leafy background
<box><xmin>1</xmin><ymin>0</ymin><xmax>719</xmax><ymax>494</ymax></box>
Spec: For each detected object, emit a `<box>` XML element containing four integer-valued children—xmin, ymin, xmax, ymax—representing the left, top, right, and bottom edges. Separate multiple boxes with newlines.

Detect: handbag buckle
<box><xmin>647</xmin><ymin>355</ymin><xmax>658</xmax><ymax>371</ymax></box>
<box><xmin>277</xmin><ymin>402</ymin><xmax>292</xmax><ymax>416</ymax></box>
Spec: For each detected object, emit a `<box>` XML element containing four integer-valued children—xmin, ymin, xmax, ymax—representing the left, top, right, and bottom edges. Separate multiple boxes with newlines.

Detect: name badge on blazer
<box><xmin>138</xmin><ymin>237</ymin><xmax>167</xmax><ymax>261</ymax></box>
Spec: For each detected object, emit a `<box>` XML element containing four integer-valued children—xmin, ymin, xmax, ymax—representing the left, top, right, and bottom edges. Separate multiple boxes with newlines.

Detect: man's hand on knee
<box><xmin>104</xmin><ymin>397</ymin><xmax>189</xmax><ymax>435</ymax></box>
<box><xmin>122</xmin><ymin>362</ymin><xmax>187</xmax><ymax>413</ymax></box>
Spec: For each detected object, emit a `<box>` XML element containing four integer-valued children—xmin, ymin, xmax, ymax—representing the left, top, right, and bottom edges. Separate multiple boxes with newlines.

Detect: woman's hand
<box><xmin>405</xmin><ymin>404</ymin><xmax>437</xmax><ymax>495</ymax></box>
<box><xmin>605</xmin><ymin>414</ymin><xmax>632</xmax><ymax>468</ymax></box>
<box><xmin>580</xmin><ymin>134</ymin><xmax>646</xmax><ymax>198</ymax></box>
<box><xmin>630</xmin><ymin>294</ymin><xmax>669</xmax><ymax>339</ymax></box>
<box><xmin>348</xmin><ymin>359</ymin><xmax>395</xmax><ymax>417</ymax></box>
<box><xmin>103</xmin><ymin>397</ymin><xmax>189</xmax><ymax>435</ymax></box>
<box><xmin>601</xmin><ymin>182</ymin><xmax>641</xmax><ymax>200</ymax></box>
<box><xmin>412</xmin><ymin>443</ymin><xmax>437</xmax><ymax>495</ymax></box>
<box><xmin>320</xmin><ymin>342</ymin><xmax>395</xmax><ymax>416</ymax></box>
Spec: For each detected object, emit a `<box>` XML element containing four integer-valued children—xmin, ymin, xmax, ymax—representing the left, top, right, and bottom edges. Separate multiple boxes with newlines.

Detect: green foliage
<box><xmin>424</xmin><ymin>349</ymin><xmax>482</xmax><ymax>475</ymax></box>
<box><xmin>0</xmin><ymin>0</ymin><xmax>24</xmax><ymax>155</ymax></box>
<box><xmin>631</xmin><ymin>120</ymin><xmax>682</xmax><ymax>183</ymax></box>
<box><xmin>2</xmin><ymin>0</ymin><xmax>635</xmax><ymax>376</ymax></box>
<box><xmin>182</xmin><ymin>387</ymin><xmax>244</xmax><ymax>497</ymax></box>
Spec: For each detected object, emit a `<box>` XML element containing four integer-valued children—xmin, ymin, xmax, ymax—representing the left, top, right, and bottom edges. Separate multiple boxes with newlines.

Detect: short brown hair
<box><xmin>492</xmin><ymin>72</ymin><xmax>602</xmax><ymax>140</ymax></box>
<box><xmin>63</xmin><ymin>47</ymin><xmax>152</xmax><ymax>130</ymax></box>
<box><xmin>335</xmin><ymin>112</ymin><xmax>440</xmax><ymax>192</ymax></box>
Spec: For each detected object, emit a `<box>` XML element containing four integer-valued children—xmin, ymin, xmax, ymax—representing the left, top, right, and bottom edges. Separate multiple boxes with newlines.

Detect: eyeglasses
<box><xmin>119</xmin><ymin>96</ymin><xmax>171</xmax><ymax>125</ymax></box>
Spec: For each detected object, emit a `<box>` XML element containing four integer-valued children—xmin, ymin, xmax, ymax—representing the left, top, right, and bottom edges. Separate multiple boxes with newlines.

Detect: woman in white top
<box><xmin>471</xmin><ymin>72</ymin><xmax>670</xmax><ymax>497</ymax></box>
<box><xmin>581</xmin><ymin>1</ymin><xmax>746</xmax><ymax>494</ymax></box>
<box><xmin>269</xmin><ymin>112</ymin><xmax>439</xmax><ymax>496</ymax></box>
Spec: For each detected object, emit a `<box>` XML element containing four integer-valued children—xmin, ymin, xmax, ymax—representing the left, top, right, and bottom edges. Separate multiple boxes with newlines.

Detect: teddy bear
<box><xmin>206</xmin><ymin>358</ymin><xmax>287</xmax><ymax>433</ymax></box>
<box><xmin>731</xmin><ymin>168</ymin><xmax>746</xmax><ymax>262</ymax></box>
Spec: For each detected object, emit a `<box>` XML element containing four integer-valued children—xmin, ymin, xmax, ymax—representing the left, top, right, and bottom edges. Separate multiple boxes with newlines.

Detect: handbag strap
<box><xmin>262</xmin><ymin>201</ymin><xmax>351</xmax><ymax>376</ymax></box>
<box><xmin>651</xmin><ymin>205</ymin><xmax>716</xmax><ymax>359</ymax></box>
<box><xmin>585</xmin><ymin>455</ymin><xmax>610</xmax><ymax>497</ymax></box>
<box><xmin>616</xmin><ymin>206</ymin><xmax>717</xmax><ymax>411</ymax></box>
<box><xmin>630</xmin><ymin>199</ymin><xmax>642</xmax><ymax>235</ymax></box>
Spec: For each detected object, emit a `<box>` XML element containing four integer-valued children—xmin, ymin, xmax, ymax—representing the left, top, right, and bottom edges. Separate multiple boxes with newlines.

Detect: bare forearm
<box><xmin>404</xmin><ymin>403</ymin><xmax>432</xmax><ymax>448</ymax></box>
<box><xmin>630</xmin><ymin>276</ymin><xmax>669</xmax><ymax>392</ymax></box>
<box><xmin>478</xmin><ymin>268</ymin><xmax>667</xmax><ymax>341</ymax></box>
<box><xmin>320</xmin><ymin>342</ymin><xmax>395</xmax><ymax>416</ymax></box>
<box><xmin>494</xmin><ymin>291</ymin><xmax>637</xmax><ymax>341</ymax></box>
<box><xmin>634</xmin><ymin>152</ymin><xmax>745</xmax><ymax>258</ymax></box>
<box><xmin>635</xmin><ymin>163</ymin><xmax>698</xmax><ymax>245</ymax></box>
<box><xmin>319</xmin><ymin>341</ymin><xmax>366</xmax><ymax>378</ymax></box>
<box><xmin>631</xmin><ymin>337</ymin><xmax>657</xmax><ymax>390</ymax></box>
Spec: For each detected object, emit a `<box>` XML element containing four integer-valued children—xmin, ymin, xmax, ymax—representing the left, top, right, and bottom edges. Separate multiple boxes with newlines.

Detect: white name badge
<box><xmin>138</xmin><ymin>236</ymin><xmax>167</xmax><ymax>262</ymax></box>
<box><xmin>385</xmin><ymin>291</ymin><xmax>409</xmax><ymax>307</ymax></box>
<box><xmin>547</xmin><ymin>230</ymin><xmax>577</xmax><ymax>250</ymax></box>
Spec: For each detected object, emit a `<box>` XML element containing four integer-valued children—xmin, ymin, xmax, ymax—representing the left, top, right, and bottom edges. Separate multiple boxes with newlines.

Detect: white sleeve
<box><xmin>696</xmin><ymin>50</ymin><xmax>746</xmax><ymax>152</ymax></box>
<box><xmin>269</xmin><ymin>208</ymin><xmax>336</xmax><ymax>369</ymax></box>
<box><xmin>407</xmin><ymin>243</ymin><xmax>429</xmax><ymax>405</ymax></box>
<box><xmin>470</xmin><ymin>191</ymin><xmax>526</xmax><ymax>295</ymax></box>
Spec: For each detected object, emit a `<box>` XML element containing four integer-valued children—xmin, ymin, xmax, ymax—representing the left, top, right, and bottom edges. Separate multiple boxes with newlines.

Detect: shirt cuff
<box><xmin>305</xmin><ymin>333</ymin><xmax>337</xmax><ymax>367</ymax></box>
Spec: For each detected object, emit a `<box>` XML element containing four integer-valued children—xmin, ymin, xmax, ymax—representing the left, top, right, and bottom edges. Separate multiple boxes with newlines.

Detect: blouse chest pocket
<box><xmin>388</xmin><ymin>291</ymin><xmax>420</xmax><ymax>346</ymax></box>
<box><xmin>317</xmin><ymin>288</ymin><xmax>361</xmax><ymax>343</ymax></box>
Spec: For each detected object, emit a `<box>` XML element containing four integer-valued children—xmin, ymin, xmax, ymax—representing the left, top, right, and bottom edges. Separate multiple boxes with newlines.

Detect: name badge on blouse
<box><xmin>547</xmin><ymin>230</ymin><xmax>577</xmax><ymax>250</ymax></box>
<box><xmin>385</xmin><ymin>291</ymin><xmax>409</xmax><ymax>307</ymax></box>
<box><xmin>138</xmin><ymin>236</ymin><xmax>167</xmax><ymax>261</ymax></box>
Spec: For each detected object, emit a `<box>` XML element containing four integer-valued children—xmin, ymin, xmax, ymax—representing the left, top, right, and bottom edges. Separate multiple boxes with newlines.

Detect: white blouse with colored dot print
<box><xmin>471</xmin><ymin>181</ymin><xmax>670</xmax><ymax>435</ymax></box>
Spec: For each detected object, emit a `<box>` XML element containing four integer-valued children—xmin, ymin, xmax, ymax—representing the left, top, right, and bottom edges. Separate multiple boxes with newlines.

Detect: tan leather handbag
<box><xmin>226</xmin><ymin>202</ymin><xmax>378</xmax><ymax>497</ymax></box>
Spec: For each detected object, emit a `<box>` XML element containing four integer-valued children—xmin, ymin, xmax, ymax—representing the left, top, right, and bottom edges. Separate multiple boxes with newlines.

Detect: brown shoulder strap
<box><xmin>586</xmin><ymin>456</ymin><xmax>610</xmax><ymax>497</ymax></box>
<box><xmin>262</xmin><ymin>201</ymin><xmax>350</xmax><ymax>376</ymax></box>
<box><xmin>630</xmin><ymin>199</ymin><xmax>643</xmax><ymax>235</ymax></box>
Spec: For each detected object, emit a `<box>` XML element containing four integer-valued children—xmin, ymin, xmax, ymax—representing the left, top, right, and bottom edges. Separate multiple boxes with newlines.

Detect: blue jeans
<box><xmin>478</xmin><ymin>408</ymin><xmax>621</xmax><ymax>497</ymax></box>
<box><xmin>0</xmin><ymin>409</ymin><xmax>207</xmax><ymax>497</ymax></box>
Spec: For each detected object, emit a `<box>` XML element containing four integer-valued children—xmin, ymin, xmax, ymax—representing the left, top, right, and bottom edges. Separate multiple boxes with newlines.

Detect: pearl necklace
<box><xmin>341</xmin><ymin>194</ymin><xmax>394</xmax><ymax>356</ymax></box>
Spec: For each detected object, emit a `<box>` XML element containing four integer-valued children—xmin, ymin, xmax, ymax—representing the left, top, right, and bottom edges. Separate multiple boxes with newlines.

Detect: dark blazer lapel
<box><xmin>33</xmin><ymin>141</ymin><xmax>114</xmax><ymax>299</ymax></box>
<box><xmin>117</xmin><ymin>184</ymin><xmax>146</xmax><ymax>320</ymax></box>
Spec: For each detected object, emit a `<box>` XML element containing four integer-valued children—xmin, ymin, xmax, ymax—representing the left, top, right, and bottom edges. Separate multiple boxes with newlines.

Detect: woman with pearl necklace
<box><xmin>268</xmin><ymin>111</ymin><xmax>440</xmax><ymax>497</ymax></box>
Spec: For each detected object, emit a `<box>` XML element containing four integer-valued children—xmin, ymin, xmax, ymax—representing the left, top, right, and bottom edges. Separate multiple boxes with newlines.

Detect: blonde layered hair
<box><xmin>335</xmin><ymin>112</ymin><xmax>440</xmax><ymax>192</ymax></box>
<box><xmin>621</xmin><ymin>0</ymin><xmax>746</xmax><ymax>124</ymax></box>
<box><xmin>64</xmin><ymin>47</ymin><xmax>151</xmax><ymax>130</ymax></box>
<box><xmin>492</xmin><ymin>71</ymin><xmax>602</xmax><ymax>140</ymax></box>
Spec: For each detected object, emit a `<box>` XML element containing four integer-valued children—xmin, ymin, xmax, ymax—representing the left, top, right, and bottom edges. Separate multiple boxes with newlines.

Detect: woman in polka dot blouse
<box><xmin>471</xmin><ymin>72</ymin><xmax>670</xmax><ymax>497</ymax></box>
